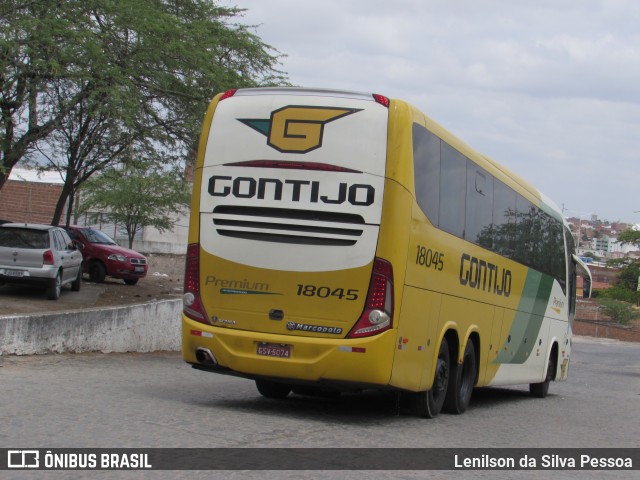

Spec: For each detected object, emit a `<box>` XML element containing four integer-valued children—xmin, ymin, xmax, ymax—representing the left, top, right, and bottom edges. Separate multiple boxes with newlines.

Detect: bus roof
<box><xmin>232</xmin><ymin>87</ymin><xmax>377</xmax><ymax>102</ymax></box>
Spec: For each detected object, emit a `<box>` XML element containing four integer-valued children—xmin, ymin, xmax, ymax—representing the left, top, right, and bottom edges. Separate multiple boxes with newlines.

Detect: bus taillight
<box><xmin>372</xmin><ymin>94</ymin><xmax>390</xmax><ymax>107</ymax></box>
<box><xmin>347</xmin><ymin>257</ymin><xmax>394</xmax><ymax>338</ymax></box>
<box><xmin>219</xmin><ymin>89</ymin><xmax>238</xmax><ymax>101</ymax></box>
<box><xmin>183</xmin><ymin>243</ymin><xmax>209</xmax><ymax>324</ymax></box>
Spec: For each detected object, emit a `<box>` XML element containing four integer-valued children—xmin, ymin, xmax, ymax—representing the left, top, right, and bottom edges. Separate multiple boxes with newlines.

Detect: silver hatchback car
<box><xmin>0</xmin><ymin>223</ymin><xmax>83</xmax><ymax>300</ymax></box>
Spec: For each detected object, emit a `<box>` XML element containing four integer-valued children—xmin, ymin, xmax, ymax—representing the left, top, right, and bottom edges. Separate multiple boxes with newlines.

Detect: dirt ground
<box><xmin>93</xmin><ymin>253</ymin><xmax>185</xmax><ymax>307</ymax></box>
<box><xmin>0</xmin><ymin>254</ymin><xmax>185</xmax><ymax>316</ymax></box>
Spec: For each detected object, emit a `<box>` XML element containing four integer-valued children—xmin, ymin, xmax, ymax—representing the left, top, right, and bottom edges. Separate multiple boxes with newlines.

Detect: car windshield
<box><xmin>0</xmin><ymin>228</ymin><xmax>49</xmax><ymax>249</ymax></box>
<box><xmin>81</xmin><ymin>228</ymin><xmax>117</xmax><ymax>245</ymax></box>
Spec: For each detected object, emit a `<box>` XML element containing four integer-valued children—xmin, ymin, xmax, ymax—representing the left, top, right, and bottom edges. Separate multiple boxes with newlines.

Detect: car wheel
<box><xmin>124</xmin><ymin>278</ymin><xmax>139</xmax><ymax>286</ymax></box>
<box><xmin>47</xmin><ymin>272</ymin><xmax>62</xmax><ymax>300</ymax></box>
<box><xmin>71</xmin><ymin>266</ymin><xmax>82</xmax><ymax>291</ymax></box>
<box><xmin>89</xmin><ymin>262</ymin><xmax>106</xmax><ymax>283</ymax></box>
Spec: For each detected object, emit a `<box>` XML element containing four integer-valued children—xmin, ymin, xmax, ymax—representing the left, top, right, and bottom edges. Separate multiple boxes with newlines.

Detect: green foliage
<box><xmin>617</xmin><ymin>229</ymin><xmax>640</xmax><ymax>248</ymax></box>
<box><xmin>0</xmin><ymin>0</ymin><xmax>89</xmax><ymax>187</ymax></box>
<box><xmin>596</xmin><ymin>260</ymin><xmax>640</xmax><ymax>307</ymax></box>
<box><xmin>616</xmin><ymin>260</ymin><xmax>640</xmax><ymax>292</ymax></box>
<box><xmin>606</xmin><ymin>257</ymin><xmax>628</xmax><ymax>267</ymax></box>
<box><xmin>597</xmin><ymin>284</ymin><xmax>640</xmax><ymax>305</ymax></box>
<box><xmin>79</xmin><ymin>160</ymin><xmax>191</xmax><ymax>248</ymax></box>
<box><xmin>597</xmin><ymin>298</ymin><xmax>640</xmax><ymax>326</ymax></box>
<box><xmin>1</xmin><ymin>0</ymin><xmax>290</xmax><ymax>222</ymax></box>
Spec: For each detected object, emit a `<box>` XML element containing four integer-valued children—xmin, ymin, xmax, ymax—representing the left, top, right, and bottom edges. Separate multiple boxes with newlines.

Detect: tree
<box><xmin>599</xmin><ymin>253</ymin><xmax>640</xmax><ymax>306</ymax></box>
<box><xmin>0</xmin><ymin>0</ymin><xmax>91</xmax><ymax>189</ymax></box>
<box><xmin>616</xmin><ymin>260</ymin><xmax>640</xmax><ymax>292</ymax></box>
<box><xmin>2</xmin><ymin>0</ymin><xmax>290</xmax><ymax>223</ymax></box>
<box><xmin>78</xmin><ymin>160</ymin><xmax>191</xmax><ymax>248</ymax></box>
<box><xmin>618</xmin><ymin>228</ymin><xmax>640</xmax><ymax>248</ymax></box>
<box><xmin>36</xmin><ymin>77</ymin><xmax>136</xmax><ymax>226</ymax></box>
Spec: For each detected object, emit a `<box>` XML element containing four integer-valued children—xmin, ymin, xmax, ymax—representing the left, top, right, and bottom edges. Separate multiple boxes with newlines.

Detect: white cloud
<box><xmin>227</xmin><ymin>0</ymin><xmax>640</xmax><ymax>221</ymax></box>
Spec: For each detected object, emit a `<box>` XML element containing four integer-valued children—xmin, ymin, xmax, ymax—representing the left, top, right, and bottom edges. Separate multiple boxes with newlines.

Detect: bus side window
<box><xmin>465</xmin><ymin>162</ymin><xmax>493</xmax><ymax>248</ymax></box>
<box><xmin>412</xmin><ymin>123</ymin><xmax>440</xmax><ymax>224</ymax></box>
<box><xmin>439</xmin><ymin>142</ymin><xmax>466</xmax><ymax>238</ymax></box>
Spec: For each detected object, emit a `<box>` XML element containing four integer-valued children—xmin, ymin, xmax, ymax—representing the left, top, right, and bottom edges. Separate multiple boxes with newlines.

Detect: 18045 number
<box><xmin>416</xmin><ymin>244</ymin><xmax>445</xmax><ymax>271</ymax></box>
<box><xmin>296</xmin><ymin>284</ymin><xmax>359</xmax><ymax>301</ymax></box>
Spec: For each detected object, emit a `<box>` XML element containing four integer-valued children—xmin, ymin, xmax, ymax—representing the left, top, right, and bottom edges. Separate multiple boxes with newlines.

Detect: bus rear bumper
<box><xmin>182</xmin><ymin>316</ymin><xmax>397</xmax><ymax>387</ymax></box>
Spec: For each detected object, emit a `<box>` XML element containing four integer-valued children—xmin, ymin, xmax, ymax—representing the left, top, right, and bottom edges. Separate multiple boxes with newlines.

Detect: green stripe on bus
<box><xmin>495</xmin><ymin>270</ymin><xmax>554</xmax><ymax>364</ymax></box>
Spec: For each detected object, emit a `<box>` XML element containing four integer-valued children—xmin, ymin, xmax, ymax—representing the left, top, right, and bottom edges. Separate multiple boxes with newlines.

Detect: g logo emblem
<box><xmin>240</xmin><ymin>106</ymin><xmax>361</xmax><ymax>153</ymax></box>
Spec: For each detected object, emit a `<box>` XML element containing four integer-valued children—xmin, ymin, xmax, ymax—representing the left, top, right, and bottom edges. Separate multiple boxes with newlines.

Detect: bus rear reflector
<box><xmin>183</xmin><ymin>243</ymin><xmax>209</xmax><ymax>323</ymax></box>
<box><xmin>347</xmin><ymin>257</ymin><xmax>394</xmax><ymax>338</ymax></box>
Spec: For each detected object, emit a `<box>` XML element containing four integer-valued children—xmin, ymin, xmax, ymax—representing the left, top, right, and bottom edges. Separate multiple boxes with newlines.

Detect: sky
<box><xmin>223</xmin><ymin>0</ymin><xmax>640</xmax><ymax>223</ymax></box>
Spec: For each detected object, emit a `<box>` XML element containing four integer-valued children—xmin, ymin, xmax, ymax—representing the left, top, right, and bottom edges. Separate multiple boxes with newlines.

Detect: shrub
<box><xmin>597</xmin><ymin>299</ymin><xmax>640</xmax><ymax>326</ymax></box>
<box><xmin>597</xmin><ymin>285</ymin><xmax>640</xmax><ymax>305</ymax></box>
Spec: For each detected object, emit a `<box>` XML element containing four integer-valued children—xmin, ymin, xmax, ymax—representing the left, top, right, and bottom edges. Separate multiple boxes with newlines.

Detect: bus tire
<box><xmin>530</xmin><ymin>357</ymin><xmax>554</xmax><ymax>398</ymax></box>
<box><xmin>414</xmin><ymin>339</ymin><xmax>450</xmax><ymax>418</ymax></box>
<box><xmin>444</xmin><ymin>339</ymin><xmax>477</xmax><ymax>414</ymax></box>
<box><xmin>255</xmin><ymin>379</ymin><xmax>291</xmax><ymax>399</ymax></box>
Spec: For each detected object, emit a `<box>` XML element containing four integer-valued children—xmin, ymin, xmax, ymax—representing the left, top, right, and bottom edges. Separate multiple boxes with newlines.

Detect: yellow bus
<box><xmin>182</xmin><ymin>88</ymin><xmax>592</xmax><ymax>417</ymax></box>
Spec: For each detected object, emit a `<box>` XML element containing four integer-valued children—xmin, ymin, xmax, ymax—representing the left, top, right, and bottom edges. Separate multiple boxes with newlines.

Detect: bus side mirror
<box><xmin>572</xmin><ymin>254</ymin><xmax>592</xmax><ymax>299</ymax></box>
<box><xmin>583</xmin><ymin>278</ymin><xmax>591</xmax><ymax>298</ymax></box>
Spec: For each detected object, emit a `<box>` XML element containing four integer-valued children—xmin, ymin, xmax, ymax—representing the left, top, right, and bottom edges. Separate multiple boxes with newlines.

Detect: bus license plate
<box><xmin>256</xmin><ymin>343</ymin><xmax>291</xmax><ymax>358</ymax></box>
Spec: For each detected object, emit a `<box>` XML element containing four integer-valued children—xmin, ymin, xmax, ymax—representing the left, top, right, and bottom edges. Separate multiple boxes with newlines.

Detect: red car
<box><xmin>65</xmin><ymin>226</ymin><xmax>147</xmax><ymax>285</ymax></box>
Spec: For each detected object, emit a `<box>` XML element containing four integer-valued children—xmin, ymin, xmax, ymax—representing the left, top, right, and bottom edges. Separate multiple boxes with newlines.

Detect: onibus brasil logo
<box><xmin>239</xmin><ymin>105</ymin><xmax>362</xmax><ymax>153</ymax></box>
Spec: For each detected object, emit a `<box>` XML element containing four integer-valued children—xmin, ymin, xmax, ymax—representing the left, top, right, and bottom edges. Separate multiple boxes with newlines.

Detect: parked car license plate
<box><xmin>256</xmin><ymin>342</ymin><xmax>291</xmax><ymax>358</ymax></box>
<box><xmin>2</xmin><ymin>269</ymin><xmax>26</xmax><ymax>277</ymax></box>
<box><xmin>134</xmin><ymin>266</ymin><xmax>144</xmax><ymax>273</ymax></box>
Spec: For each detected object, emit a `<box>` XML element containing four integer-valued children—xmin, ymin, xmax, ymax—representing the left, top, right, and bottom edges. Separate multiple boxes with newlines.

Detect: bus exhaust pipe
<box><xmin>195</xmin><ymin>347</ymin><xmax>217</xmax><ymax>365</ymax></box>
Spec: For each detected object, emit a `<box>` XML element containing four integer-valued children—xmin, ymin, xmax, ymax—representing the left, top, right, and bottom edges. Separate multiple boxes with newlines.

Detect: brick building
<box><xmin>0</xmin><ymin>168</ymin><xmax>66</xmax><ymax>224</ymax></box>
<box><xmin>587</xmin><ymin>264</ymin><xmax>619</xmax><ymax>289</ymax></box>
<box><xmin>0</xmin><ymin>168</ymin><xmax>187</xmax><ymax>253</ymax></box>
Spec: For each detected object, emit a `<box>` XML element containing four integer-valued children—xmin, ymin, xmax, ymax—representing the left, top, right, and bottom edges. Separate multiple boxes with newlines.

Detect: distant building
<box><xmin>586</xmin><ymin>264</ymin><xmax>620</xmax><ymax>290</ymax></box>
<box><xmin>0</xmin><ymin>167</ymin><xmax>187</xmax><ymax>253</ymax></box>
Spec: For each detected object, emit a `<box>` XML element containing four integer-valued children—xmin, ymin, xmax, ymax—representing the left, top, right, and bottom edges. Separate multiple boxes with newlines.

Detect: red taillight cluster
<box><xmin>43</xmin><ymin>250</ymin><xmax>55</xmax><ymax>265</ymax></box>
<box><xmin>183</xmin><ymin>243</ymin><xmax>208</xmax><ymax>323</ymax></box>
<box><xmin>347</xmin><ymin>258</ymin><xmax>394</xmax><ymax>338</ymax></box>
<box><xmin>372</xmin><ymin>94</ymin><xmax>390</xmax><ymax>108</ymax></box>
<box><xmin>219</xmin><ymin>89</ymin><xmax>237</xmax><ymax>101</ymax></box>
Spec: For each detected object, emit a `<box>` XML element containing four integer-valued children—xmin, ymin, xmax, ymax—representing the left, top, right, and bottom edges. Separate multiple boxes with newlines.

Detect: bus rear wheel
<box><xmin>444</xmin><ymin>340</ymin><xmax>477</xmax><ymax>414</ymax></box>
<box><xmin>413</xmin><ymin>339</ymin><xmax>450</xmax><ymax>418</ymax></box>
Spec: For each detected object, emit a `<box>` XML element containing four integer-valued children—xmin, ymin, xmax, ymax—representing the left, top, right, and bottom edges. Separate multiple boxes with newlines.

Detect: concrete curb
<box><xmin>0</xmin><ymin>299</ymin><xmax>181</xmax><ymax>355</ymax></box>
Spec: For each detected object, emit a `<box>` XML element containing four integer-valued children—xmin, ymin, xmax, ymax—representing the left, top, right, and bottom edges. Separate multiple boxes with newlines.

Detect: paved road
<box><xmin>1</xmin><ymin>337</ymin><xmax>638</xmax><ymax>479</ymax></box>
